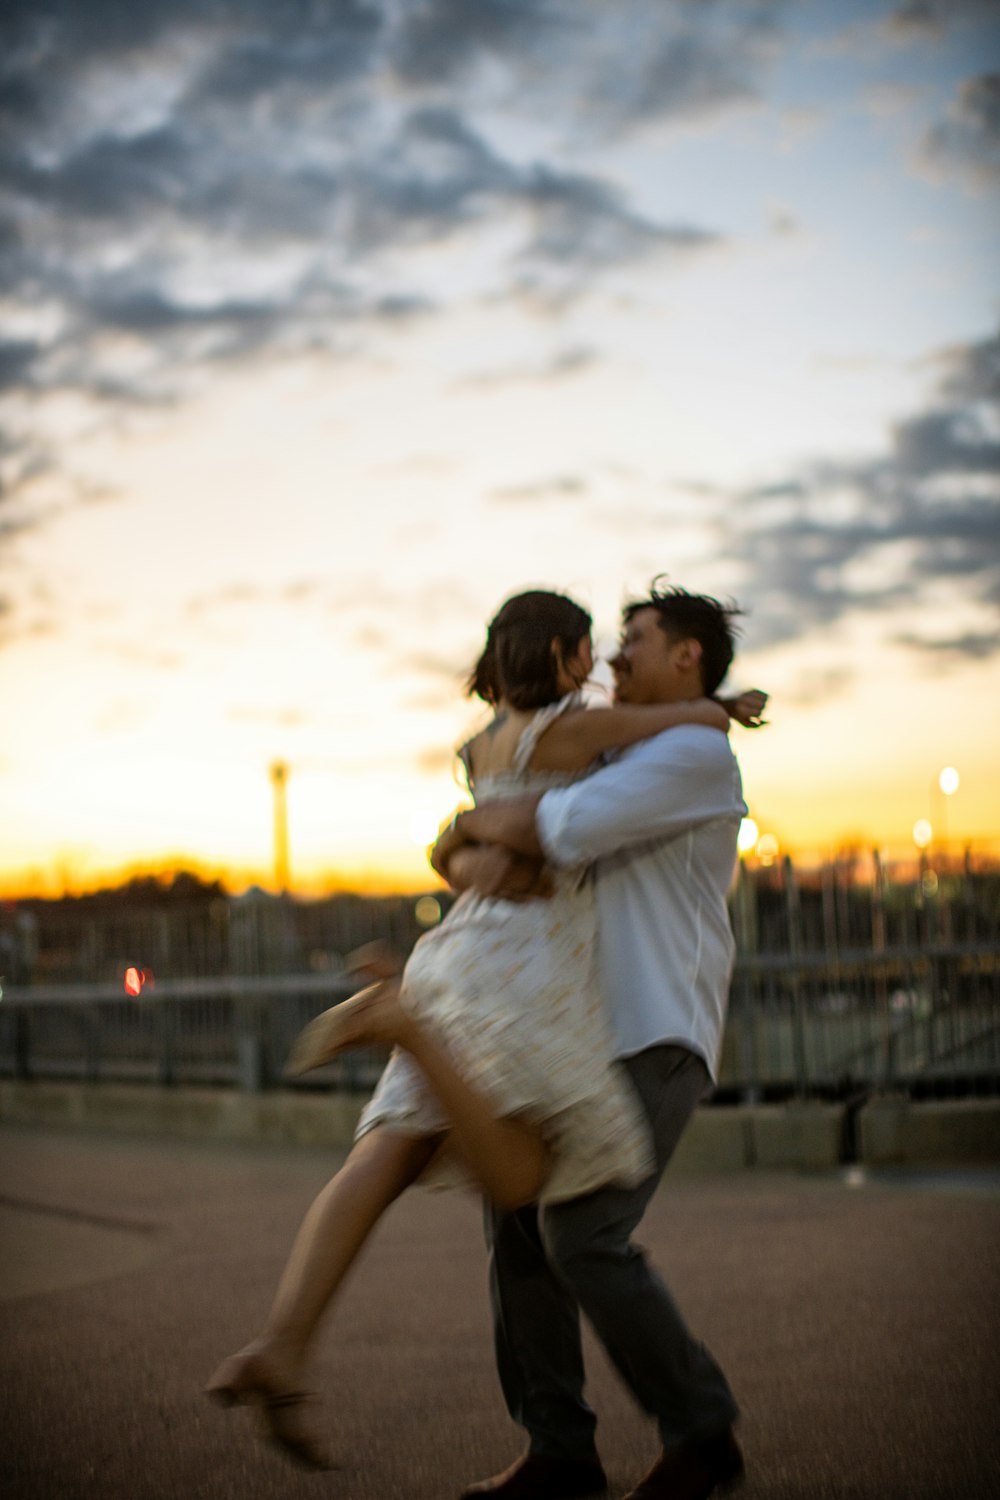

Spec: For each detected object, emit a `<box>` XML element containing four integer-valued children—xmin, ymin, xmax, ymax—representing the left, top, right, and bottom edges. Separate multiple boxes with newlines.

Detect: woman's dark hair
<box><xmin>467</xmin><ymin>590</ymin><xmax>592</xmax><ymax>710</ymax></box>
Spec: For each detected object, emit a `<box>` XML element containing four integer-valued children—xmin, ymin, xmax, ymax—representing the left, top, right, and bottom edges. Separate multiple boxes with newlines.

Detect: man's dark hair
<box><xmin>467</xmin><ymin>589</ymin><xmax>592</xmax><ymax>710</ymax></box>
<box><xmin>623</xmin><ymin>579</ymin><xmax>742</xmax><ymax>696</ymax></box>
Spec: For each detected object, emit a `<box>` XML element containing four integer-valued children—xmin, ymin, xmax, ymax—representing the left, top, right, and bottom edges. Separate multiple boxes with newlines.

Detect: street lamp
<box><xmin>935</xmin><ymin>766</ymin><xmax>960</xmax><ymax>853</ymax></box>
<box><xmin>737</xmin><ymin>817</ymin><xmax>759</xmax><ymax>857</ymax></box>
<box><xmin>912</xmin><ymin>818</ymin><xmax>933</xmax><ymax>851</ymax></box>
<box><xmin>270</xmin><ymin>760</ymin><xmax>290</xmax><ymax>894</ymax></box>
<box><xmin>756</xmin><ymin>833</ymin><xmax>780</xmax><ymax>868</ymax></box>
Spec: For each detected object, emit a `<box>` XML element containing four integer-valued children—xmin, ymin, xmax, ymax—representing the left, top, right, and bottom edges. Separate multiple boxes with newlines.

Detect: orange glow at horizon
<box><xmin>4</xmin><ymin>827</ymin><xmax>1000</xmax><ymax>904</ymax></box>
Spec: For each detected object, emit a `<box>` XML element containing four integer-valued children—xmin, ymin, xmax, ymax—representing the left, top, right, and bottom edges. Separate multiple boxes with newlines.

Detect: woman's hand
<box><xmin>429</xmin><ymin>816</ymin><xmax>468</xmax><ymax>881</ymax></box>
<box><xmin>449</xmin><ymin>845</ymin><xmax>554</xmax><ymax>901</ymax></box>
<box><xmin>720</xmin><ymin>689</ymin><xmax>769</xmax><ymax>728</ymax></box>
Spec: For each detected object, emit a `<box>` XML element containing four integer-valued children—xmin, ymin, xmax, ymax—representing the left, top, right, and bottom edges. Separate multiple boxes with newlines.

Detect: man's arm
<box><xmin>451</xmin><ymin>794</ymin><xmax>545</xmax><ymax>858</ymax></box>
<box><xmin>535</xmin><ymin>725</ymin><xmax>744</xmax><ymax>868</ymax></box>
<box><xmin>430</xmin><ymin>798</ymin><xmax>547</xmax><ymax>893</ymax></box>
<box><xmin>431</xmin><ymin>726</ymin><xmax>743</xmax><ymax>880</ymax></box>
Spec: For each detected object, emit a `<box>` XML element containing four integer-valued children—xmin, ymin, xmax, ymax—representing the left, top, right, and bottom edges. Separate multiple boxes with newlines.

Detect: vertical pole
<box><xmin>918</xmin><ymin>849</ymin><xmax>939</xmax><ymax>1077</ymax></box>
<box><xmin>733</xmin><ymin>859</ymin><xmax>760</xmax><ymax>1110</ymax></box>
<box><xmin>14</xmin><ymin>1006</ymin><xmax>31</xmax><ymax>1079</ymax></box>
<box><xmin>872</xmin><ymin>849</ymin><xmax>890</xmax><ymax>1090</ymax></box>
<box><xmin>784</xmin><ymin>855</ymin><xmax>808</xmax><ymax>1099</ymax></box>
<box><xmin>270</xmin><ymin>761</ymin><xmax>290</xmax><ymax>896</ymax></box>
<box><xmin>236</xmin><ymin>996</ymin><xmax>266</xmax><ymax>1093</ymax></box>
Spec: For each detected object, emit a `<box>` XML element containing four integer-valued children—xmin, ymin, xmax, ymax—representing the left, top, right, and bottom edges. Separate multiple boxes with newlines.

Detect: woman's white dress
<box><xmin>355</xmin><ymin>695</ymin><xmax>653</xmax><ymax>1203</ymax></box>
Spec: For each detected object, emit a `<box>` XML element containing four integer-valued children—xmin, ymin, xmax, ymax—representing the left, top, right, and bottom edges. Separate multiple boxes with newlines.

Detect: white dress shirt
<box><xmin>535</xmin><ymin>725</ymin><xmax>747</xmax><ymax>1083</ymax></box>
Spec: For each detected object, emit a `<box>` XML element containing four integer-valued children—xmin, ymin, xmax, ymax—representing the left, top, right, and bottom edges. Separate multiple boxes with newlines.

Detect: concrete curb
<box><xmin>859</xmin><ymin>1095</ymin><xmax>1000</xmax><ymax>1167</ymax></box>
<box><xmin>0</xmin><ymin>1080</ymin><xmax>366</xmax><ymax>1148</ymax></box>
<box><xmin>2</xmin><ymin>1082</ymin><xmax>998</xmax><ymax>1169</ymax></box>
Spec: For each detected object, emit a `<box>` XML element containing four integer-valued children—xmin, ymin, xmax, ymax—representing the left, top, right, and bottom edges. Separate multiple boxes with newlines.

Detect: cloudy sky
<box><xmin>2</xmin><ymin>0</ymin><xmax>999</xmax><ymax>894</ymax></box>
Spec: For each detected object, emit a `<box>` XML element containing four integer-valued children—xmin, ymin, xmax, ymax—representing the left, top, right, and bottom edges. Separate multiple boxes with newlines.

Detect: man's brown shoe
<box><xmin>459</xmin><ymin>1451</ymin><xmax>608</xmax><ymax>1500</ymax></box>
<box><xmin>622</xmin><ymin>1428</ymin><xmax>744</xmax><ymax>1500</ymax></box>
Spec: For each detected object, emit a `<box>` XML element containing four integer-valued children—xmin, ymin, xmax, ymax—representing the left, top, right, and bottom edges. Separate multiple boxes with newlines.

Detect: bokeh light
<box><xmin>737</xmin><ymin>818</ymin><xmax>759</xmax><ymax>855</ymax></box>
<box><xmin>414</xmin><ymin>895</ymin><xmax>441</xmax><ymax>928</ymax></box>
<box><xmin>408</xmin><ymin>810</ymin><xmax>442</xmax><ymax>848</ymax></box>
<box><xmin>756</xmin><ymin>833</ymin><xmax>780</xmax><ymax>867</ymax></box>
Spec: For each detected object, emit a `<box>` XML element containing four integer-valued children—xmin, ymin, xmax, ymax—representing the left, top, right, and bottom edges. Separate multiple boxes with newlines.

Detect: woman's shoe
<box><xmin>346</xmin><ymin>939</ymin><xmax>404</xmax><ymax>980</ymax></box>
<box><xmin>205</xmin><ymin>1347</ymin><xmax>330</xmax><ymax>1470</ymax></box>
<box><xmin>283</xmin><ymin>980</ymin><xmax>405</xmax><ymax>1078</ymax></box>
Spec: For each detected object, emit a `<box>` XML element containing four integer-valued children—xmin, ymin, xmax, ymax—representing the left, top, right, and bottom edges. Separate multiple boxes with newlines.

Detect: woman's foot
<box><xmin>284</xmin><ymin>979</ymin><xmax>411</xmax><ymax>1077</ymax></box>
<box><xmin>346</xmin><ymin>939</ymin><xmax>404</xmax><ymax>981</ymax></box>
<box><xmin>205</xmin><ymin>1342</ymin><xmax>330</xmax><ymax>1470</ymax></box>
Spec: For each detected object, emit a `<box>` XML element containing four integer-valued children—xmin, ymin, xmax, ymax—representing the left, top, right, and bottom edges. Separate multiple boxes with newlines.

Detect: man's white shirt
<box><xmin>535</xmin><ymin>724</ymin><xmax>747</xmax><ymax>1083</ymax></box>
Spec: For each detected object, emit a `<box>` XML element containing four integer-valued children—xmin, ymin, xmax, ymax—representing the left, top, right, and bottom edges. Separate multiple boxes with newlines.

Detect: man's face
<box><xmin>610</xmin><ymin>607</ymin><xmax>688</xmax><ymax>705</ymax></box>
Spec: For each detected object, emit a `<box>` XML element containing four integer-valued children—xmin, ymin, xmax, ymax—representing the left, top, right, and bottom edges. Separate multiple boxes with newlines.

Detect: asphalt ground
<box><xmin>1</xmin><ymin>1124</ymin><xmax>998</xmax><ymax>1500</ymax></box>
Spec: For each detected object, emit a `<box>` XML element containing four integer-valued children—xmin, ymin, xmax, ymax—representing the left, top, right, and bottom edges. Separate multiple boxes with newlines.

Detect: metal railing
<box><xmin>722</xmin><ymin>940</ymin><xmax>1000</xmax><ymax>1101</ymax></box>
<box><xmin>0</xmin><ymin>974</ymin><xmax>383</xmax><ymax>1094</ymax></box>
<box><xmin>2</xmin><ymin>941</ymin><xmax>998</xmax><ymax>1101</ymax></box>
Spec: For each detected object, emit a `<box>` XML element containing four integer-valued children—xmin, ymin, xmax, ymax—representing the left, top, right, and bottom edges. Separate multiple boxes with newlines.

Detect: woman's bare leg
<box><xmin>206</xmin><ymin>1126</ymin><xmax>439</xmax><ymax>1465</ymax></box>
<box><xmin>264</xmin><ymin>1126</ymin><xmax>439</xmax><ymax>1362</ymax></box>
<box><xmin>403</xmin><ymin>1024</ymin><xmax>550</xmax><ymax>1210</ymax></box>
<box><xmin>290</xmin><ymin>980</ymin><xmax>551</xmax><ymax>1210</ymax></box>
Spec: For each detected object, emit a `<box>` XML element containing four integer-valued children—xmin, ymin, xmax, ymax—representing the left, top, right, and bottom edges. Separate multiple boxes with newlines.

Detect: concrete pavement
<box><xmin>1</xmin><ymin>1124</ymin><xmax>998</xmax><ymax>1500</ymax></box>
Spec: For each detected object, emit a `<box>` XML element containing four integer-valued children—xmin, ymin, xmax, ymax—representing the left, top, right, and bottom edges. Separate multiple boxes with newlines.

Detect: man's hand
<box><xmin>448</xmin><ymin>845</ymin><xmax>554</xmax><ymax>901</ymax></box>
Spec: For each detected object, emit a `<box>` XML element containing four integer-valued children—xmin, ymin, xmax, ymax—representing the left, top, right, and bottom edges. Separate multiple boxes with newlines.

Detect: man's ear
<box><xmin>672</xmin><ymin>638</ymin><xmax>703</xmax><ymax>674</ymax></box>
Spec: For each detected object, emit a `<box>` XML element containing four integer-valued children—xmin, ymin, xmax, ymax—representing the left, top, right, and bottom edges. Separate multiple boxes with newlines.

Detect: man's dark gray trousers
<box><xmin>485</xmin><ymin>1043</ymin><xmax>739</xmax><ymax>1460</ymax></box>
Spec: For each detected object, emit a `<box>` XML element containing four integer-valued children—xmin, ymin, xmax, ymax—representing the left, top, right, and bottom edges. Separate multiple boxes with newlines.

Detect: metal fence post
<box><xmin>784</xmin><ymin>856</ymin><xmax>808</xmax><ymax>1098</ymax></box>
<box><xmin>83</xmin><ymin>1005</ymin><xmax>102</xmax><ymax>1083</ymax></box>
<box><xmin>157</xmin><ymin>999</ymin><xmax>176</xmax><ymax>1086</ymax></box>
<box><xmin>14</xmin><ymin>1006</ymin><xmax>31</xmax><ymax>1078</ymax></box>
<box><xmin>235</xmin><ymin>995</ymin><xmax>266</xmax><ymax>1092</ymax></box>
<box><xmin>733</xmin><ymin>861</ymin><xmax>760</xmax><ymax>1106</ymax></box>
<box><xmin>873</xmin><ymin>849</ymin><xmax>891</xmax><ymax>1091</ymax></box>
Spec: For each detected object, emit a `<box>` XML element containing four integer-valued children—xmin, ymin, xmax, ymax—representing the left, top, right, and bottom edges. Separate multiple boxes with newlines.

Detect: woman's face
<box><xmin>553</xmin><ymin>633</ymin><xmax>594</xmax><ymax>694</ymax></box>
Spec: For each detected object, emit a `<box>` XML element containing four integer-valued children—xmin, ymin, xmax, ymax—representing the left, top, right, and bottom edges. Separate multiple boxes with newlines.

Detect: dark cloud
<box><xmin>389</xmin><ymin>0</ymin><xmax>561</xmax><ymax>86</ymax></box>
<box><xmin>1</xmin><ymin>6</ymin><xmax>734</xmax><ymax>433</ymax></box>
<box><xmin>390</xmin><ymin>0</ymin><xmax>787</xmax><ymax>135</ymax></box>
<box><xmin>888</xmin><ymin>2</ymin><xmax>1000</xmax><ymax>41</ymax></box>
<box><xmin>0</xmin><ymin>341</ymin><xmax>40</xmax><ymax>390</ymax></box>
<box><xmin>517</xmin><ymin>165</ymin><xmax>718</xmax><ymax>270</ymax></box>
<box><xmin>888</xmin><ymin>2</ymin><xmax>947</xmax><ymax>38</ymax></box>
<box><xmin>187</xmin><ymin>3</ymin><xmax>383</xmax><ymax>106</ymax></box>
<box><xmin>919</xmin><ymin>73</ymin><xmax>1000</xmax><ymax>188</ymax></box>
<box><xmin>893</xmin><ymin>629</ymin><xmax>999</xmax><ymax>659</ymax></box>
<box><xmin>936</xmin><ymin>333</ymin><xmax>1000</xmax><ymax>404</ymax></box>
<box><xmin>344</xmin><ymin>106</ymin><xmax>512</xmax><ymax>251</ymax></box>
<box><xmin>731</xmin><ymin>331</ymin><xmax>1000</xmax><ymax>659</ymax></box>
<box><xmin>16</xmin><ymin>126</ymin><xmax>195</xmax><ymax>221</ymax></box>
<box><xmin>340</xmin><ymin>109</ymin><xmax>714</xmax><ymax>310</ymax></box>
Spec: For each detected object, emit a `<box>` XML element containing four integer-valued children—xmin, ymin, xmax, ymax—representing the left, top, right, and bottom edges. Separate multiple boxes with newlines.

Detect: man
<box><xmin>433</xmin><ymin>584</ymin><xmax>761</xmax><ymax>1500</ymax></box>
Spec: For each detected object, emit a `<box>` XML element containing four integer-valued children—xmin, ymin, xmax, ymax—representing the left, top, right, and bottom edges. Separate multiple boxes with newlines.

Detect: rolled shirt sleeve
<box><xmin>536</xmin><ymin>725</ymin><xmax>746</xmax><ymax>869</ymax></box>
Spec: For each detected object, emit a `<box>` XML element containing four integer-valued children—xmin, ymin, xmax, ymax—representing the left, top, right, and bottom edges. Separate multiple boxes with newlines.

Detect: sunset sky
<box><xmin>2</xmin><ymin>0</ymin><xmax>999</xmax><ymax>896</ymax></box>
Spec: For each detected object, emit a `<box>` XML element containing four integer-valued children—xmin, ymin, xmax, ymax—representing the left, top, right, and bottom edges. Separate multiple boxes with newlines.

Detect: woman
<box><xmin>206</xmin><ymin>590</ymin><xmax>760</xmax><ymax>1468</ymax></box>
